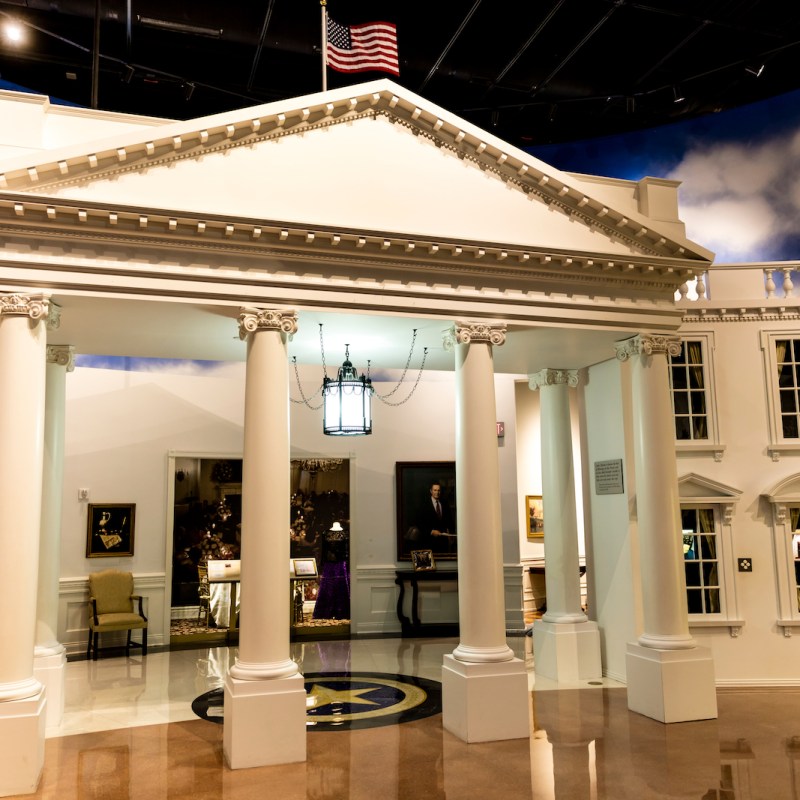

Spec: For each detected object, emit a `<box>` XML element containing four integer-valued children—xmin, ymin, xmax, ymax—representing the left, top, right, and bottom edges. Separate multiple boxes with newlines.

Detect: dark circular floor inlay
<box><xmin>192</xmin><ymin>671</ymin><xmax>442</xmax><ymax>731</ymax></box>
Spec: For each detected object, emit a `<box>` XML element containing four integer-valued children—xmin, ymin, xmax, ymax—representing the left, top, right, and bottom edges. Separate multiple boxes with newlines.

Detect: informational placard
<box><xmin>594</xmin><ymin>459</ymin><xmax>624</xmax><ymax>495</ymax></box>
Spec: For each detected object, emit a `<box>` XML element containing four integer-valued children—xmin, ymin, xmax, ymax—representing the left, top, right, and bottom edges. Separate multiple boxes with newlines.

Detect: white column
<box><xmin>0</xmin><ymin>294</ymin><xmax>49</xmax><ymax>796</ymax></box>
<box><xmin>34</xmin><ymin>345</ymin><xmax>73</xmax><ymax>731</ymax></box>
<box><xmin>224</xmin><ymin>308</ymin><xmax>307</xmax><ymax>769</ymax></box>
<box><xmin>442</xmin><ymin>322</ymin><xmax>530</xmax><ymax>743</ymax></box>
<box><xmin>616</xmin><ymin>334</ymin><xmax>717</xmax><ymax>723</ymax></box>
<box><xmin>529</xmin><ymin>369</ymin><xmax>601</xmax><ymax>682</ymax></box>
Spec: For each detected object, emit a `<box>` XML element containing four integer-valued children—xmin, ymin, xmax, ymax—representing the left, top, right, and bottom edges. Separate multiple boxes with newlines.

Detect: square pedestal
<box><xmin>442</xmin><ymin>654</ymin><xmax>530</xmax><ymax>743</ymax></box>
<box><xmin>223</xmin><ymin>673</ymin><xmax>307</xmax><ymax>769</ymax></box>
<box><xmin>533</xmin><ymin>620</ymin><xmax>602</xmax><ymax>682</ymax></box>
<box><xmin>0</xmin><ymin>689</ymin><xmax>46</xmax><ymax>798</ymax></box>
<box><xmin>626</xmin><ymin>642</ymin><xmax>717</xmax><ymax>723</ymax></box>
<box><xmin>34</xmin><ymin>650</ymin><xmax>66</xmax><ymax>731</ymax></box>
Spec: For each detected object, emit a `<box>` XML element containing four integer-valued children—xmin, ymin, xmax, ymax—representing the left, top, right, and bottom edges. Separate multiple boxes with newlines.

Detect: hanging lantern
<box><xmin>322</xmin><ymin>345</ymin><xmax>373</xmax><ymax>436</ymax></box>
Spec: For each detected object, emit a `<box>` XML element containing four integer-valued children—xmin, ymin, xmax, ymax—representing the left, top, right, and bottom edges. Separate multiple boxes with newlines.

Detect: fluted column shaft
<box><xmin>0</xmin><ymin>294</ymin><xmax>49</xmax><ymax>700</ymax></box>
<box><xmin>529</xmin><ymin>369</ymin><xmax>586</xmax><ymax>623</ymax></box>
<box><xmin>617</xmin><ymin>335</ymin><xmax>693</xmax><ymax>649</ymax></box>
<box><xmin>451</xmin><ymin>322</ymin><xmax>514</xmax><ymax>663</ymax></box>
<box><xmin>36</xmin><ymin>346</ymin><xmax>74</xmax><ymax>654</ymax></box>
<box><xmin>230</xmin><ymin>309</ymin><xmax>299</xmax><ymax>680</ymax></box>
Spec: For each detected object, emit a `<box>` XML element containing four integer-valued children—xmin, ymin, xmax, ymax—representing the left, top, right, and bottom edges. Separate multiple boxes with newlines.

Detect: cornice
<box><xmin>0</xmin><ymin>85</ymin><xmax>710</xmax><ymax>264</ymax></box>
<box><xmin>0</xmin><ymin>193</ymin><xmax>699</xmax><ymax>301</ymax></box>
<box><xmin>681</xmin><ymin>305</ymin><xmax>800</xmax><ymax>322</ymax></box>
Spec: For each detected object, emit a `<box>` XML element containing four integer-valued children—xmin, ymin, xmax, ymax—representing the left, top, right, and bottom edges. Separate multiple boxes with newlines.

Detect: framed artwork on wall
<box><xmin>86</xmin><ymin>503</ymin><xmax>136</xmax><ymax>557</ymax></box>
<box><xmin>526</xmin><ymin>495</ymin><xmax>544</xmax><ymax>540</ymax></box>
<box><xmin>292</xmin><ymin>557</ymin><xmax>318</xmax><ymax>578</ymax></box>
<box><xmin>411</xmin><ymin>549</ymin><xmax>436</xmax><ymax>571</ymax></box>
<box><xmin>396</xmin><ymin>461</ymin><xmax>457</xmax><ymax>561</ymax></box>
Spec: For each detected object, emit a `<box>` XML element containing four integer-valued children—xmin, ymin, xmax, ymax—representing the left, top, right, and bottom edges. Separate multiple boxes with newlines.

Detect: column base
<box><xmin>34</xmin><ymin>647</ymin><xmax>66</xmax><ymax>731</ymax></box>
<box><xmin>532</xmin><ymin>620</ymin><xmax>602</xmax><ymax>682</ymax></box>
<box><xmin>0</xmin><ymin>689</ymin><xmax>46</xmax><ymax>798</ymax></box>
<box><xmin>223</xmin><ymin>673</ymin><xmax>307</xmax><ymax>769</ymax></box>
<box><xmin>442</xmin><ymin>653</ymin><xmax>530</xmax><ymax>743</ymax></box>
<box><xmin>626</xmin><ymin>642</ymin><xmax>717</xmax><ymax>723</ymax></box>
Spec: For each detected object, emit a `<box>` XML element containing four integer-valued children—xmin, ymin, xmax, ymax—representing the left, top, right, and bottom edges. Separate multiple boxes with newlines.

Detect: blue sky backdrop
<box><xmin>528</xmin><ymin>89</ymin><xmax>800</xmax><ymax>264</ymax></box>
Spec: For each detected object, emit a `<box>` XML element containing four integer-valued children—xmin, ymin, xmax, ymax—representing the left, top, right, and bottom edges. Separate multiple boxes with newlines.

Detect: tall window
<box><xmin>776</xmin><ymin>339</ymin><xmax>800</xmax><ymax>439</ymax></box>
<box><xmin>682</xmin><ymin>507</ymin><xmax>721</xmax><ymax>614</ymax></box>
<box><xmin>669</xmin><ymin>340</ymin><xmax>708</xmax><ymax>440</ymax></box>
<box><xmin>791</xmin><ymin>508</ymin><xmax>800</xmax><ymax>612</ymax></box>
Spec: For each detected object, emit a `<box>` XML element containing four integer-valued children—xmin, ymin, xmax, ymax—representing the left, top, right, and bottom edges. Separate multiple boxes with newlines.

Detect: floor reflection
<box><xmin>14</xmin><ymin>640</ymin><xmax>800</xmax><ymax>799</ymax></box>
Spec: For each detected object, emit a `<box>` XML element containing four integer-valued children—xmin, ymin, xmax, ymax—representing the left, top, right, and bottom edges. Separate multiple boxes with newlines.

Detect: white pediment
<box><xmin>765</xmin><ymin>474</ymin><xmax>800</xmax><ymax>504</ymax></box>
<box><xmin>678</xmin><ymin>473</ymin><xmax>742</xmax><ymax>504</ymax></box>
<box><xmin>0</xmin><ymin>80</ymin><xmax>713</xmax><ymax>265</ymax></box>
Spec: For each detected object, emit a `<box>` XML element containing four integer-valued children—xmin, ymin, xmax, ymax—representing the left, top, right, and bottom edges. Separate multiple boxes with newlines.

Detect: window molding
<box><xmin>763</xmin><ymin>474</ymin><xmax>800</xmax><ymax>633</ymax></box>
<box><xmin>761</xmin><ymin>331</ymin><xmax>800</xmax><ymax>458</ymax></box>
<box><xmin>679</xmin><ymin>473</ymin><xmax>743</xmax><ymax>636</ymax></box>
<box><xmin>671</xmin><ymin>332</ymin><xmax>726</xmax><ymax>458</ymax></box>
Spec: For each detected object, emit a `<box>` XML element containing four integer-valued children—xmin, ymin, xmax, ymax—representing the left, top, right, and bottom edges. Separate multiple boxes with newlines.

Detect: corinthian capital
<box><xmin>238</xmin><ymin>308</ymin><xmax>298</xmax><ymax>340</ymax></box>
<box><xmin>0</xmin><ymin>293</ymin><xmax>50</xmax><ymax>321</ymax></box>
<box><xmin>615</xmin><ymin>334</ymin><xmax>682</xmax><ymax>361</ymax></box>
<box><xmin>445</xmin><ymin>321</ymin><xmax>507</xmax><ymax>349</ymax></box>
<box><xmin>528</xmin><ymin>368</ymin><xmax>580</xmax><ymax>391</ymax></box>
<box><xmin>47</xmin><ymin>345</ymin><xmax>75</xmax><ymax>372</ymax></box>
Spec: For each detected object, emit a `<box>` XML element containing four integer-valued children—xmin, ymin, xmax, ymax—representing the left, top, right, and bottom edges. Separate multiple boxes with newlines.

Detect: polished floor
<box><xmin>12</xmin><ymin>636</ymin><xmax>800</xmax><ymax>799</ymax></box>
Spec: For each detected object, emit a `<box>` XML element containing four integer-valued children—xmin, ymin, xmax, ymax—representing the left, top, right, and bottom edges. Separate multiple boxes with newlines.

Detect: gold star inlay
<box><xmin>307</xmin><ymin>683</ymin><xmax>380</xmax><ymax>710</ymax></box>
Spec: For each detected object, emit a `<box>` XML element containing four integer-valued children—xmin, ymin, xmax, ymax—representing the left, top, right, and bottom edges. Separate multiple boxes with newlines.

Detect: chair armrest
<box><xmin>89</xmin><ymin>597</ymin><xmax>99</xmax><ymax>626</ymax></box>
<box><xmin>131</xmin><ymin>594</ymin><xmax>148</xmax><ymax>622</ymax></box>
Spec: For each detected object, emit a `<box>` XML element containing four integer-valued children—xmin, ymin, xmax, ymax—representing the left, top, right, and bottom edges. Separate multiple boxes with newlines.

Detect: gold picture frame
<box><xmin>526</xmin><ymin>495</ymin><xmax>544</xmax><ymax>540</ymax></box>
<box><xmin>292</xmin><ymin>557</ymin><xmax>318</xmax><ymax>578</ymax></box>
<box><xmin>411</xmin><ymin>549</ymin><xmax>435</xmax><ymax>571</ymax></box>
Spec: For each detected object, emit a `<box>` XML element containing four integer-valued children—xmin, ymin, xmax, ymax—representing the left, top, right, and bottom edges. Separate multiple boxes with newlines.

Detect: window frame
<box><xmin>670</xmin><ymin>332</ymin><xmax>725</xmax><ymax>460</ymax></box>
<box><xmin>679</xmin><ymin>474</ymin><xmax>743</xmax><ymax>637</ymax></box>
<box><xmin>761</xmin><ymin>331</ymin><xmax>800</xmax><ymax>459</ymax></box>
<box><xmin>764</xmin><ymin>476</ymin><xmax>800</xmax><ymax>635</ymax></box>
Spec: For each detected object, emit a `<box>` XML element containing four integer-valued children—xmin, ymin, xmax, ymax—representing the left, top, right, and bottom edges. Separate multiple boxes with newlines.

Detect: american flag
<box><xmin>326</xmin><ymin>16</ymin><xmax>399</xmax><ymax>76</ymax></box>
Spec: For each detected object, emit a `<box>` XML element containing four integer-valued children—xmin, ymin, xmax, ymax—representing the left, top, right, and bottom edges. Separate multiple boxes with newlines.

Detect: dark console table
<box><xmin>395</xmin><ymin>569</ymin><xmax>459</xmax><ymax>637</ymax></box>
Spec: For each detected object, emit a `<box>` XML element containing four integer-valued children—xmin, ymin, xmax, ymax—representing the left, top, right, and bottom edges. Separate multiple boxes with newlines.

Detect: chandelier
<box><xmin>291</xmin><ymin>324</ymin><xmax>428</xmax><ymax>436</ymax></box>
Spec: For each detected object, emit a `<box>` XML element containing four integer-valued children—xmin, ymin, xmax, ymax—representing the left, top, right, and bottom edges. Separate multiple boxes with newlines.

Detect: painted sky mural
<box><xmin>528</xmin><ymin>89</ymin><xmax>800</xmax><ymax>265</ymax></box>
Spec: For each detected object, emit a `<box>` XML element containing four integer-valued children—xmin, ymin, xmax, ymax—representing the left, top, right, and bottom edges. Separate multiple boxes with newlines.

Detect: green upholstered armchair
<box><xmin>86</xmin><ymin>569</ymin><xmax>148</xmax><ymax>660</ymax></box>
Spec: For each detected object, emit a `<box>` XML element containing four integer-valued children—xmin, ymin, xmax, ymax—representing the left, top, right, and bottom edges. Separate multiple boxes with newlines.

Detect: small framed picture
<box><xmin>411</xmin><ymin>549</ymin><xmax>435</xmax><ymax>572</ymax></box>
<box><xmin>292</xmin><ymin>557</ymin><xmax>318</xmax><ymax>578</ymax></box>
<box><xmin>526</xmin><ymin>495</ymin><xmax>544</xmax><ymax>540</ymax></box>
<box><xmin>86</xmin><ymin>503</ymin><xmax>135</xmax><ymax>557</ymax></box>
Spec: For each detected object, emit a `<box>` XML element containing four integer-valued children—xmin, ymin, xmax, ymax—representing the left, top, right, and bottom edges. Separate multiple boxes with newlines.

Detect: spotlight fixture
<box><xmin>672</xmin><ymin>85</ymin><xmax>685</xmax><ymax>103</ymax></box>
<box><xmin>322</xmin><ymin>345</ymin><xmax>373</xmax><ymax>436</ymax></box>
<box><xmin>183</xmin><ymin>82</ymin><xmax>195</xmax><ymax>101</ymax></box>
<box><xmin>122</xmin><ymin>64</ymin><xmax>135</xmax><ymax>84</ymax></box>
<box><xmin>2</xmin><ymin>20</ymin><xmax>24</xmax><ymax>45</ymax></box>
<box><xmin>745</xmin><ymin>63</ymin><xmax>765</xmax><ymax>77</ymax></box>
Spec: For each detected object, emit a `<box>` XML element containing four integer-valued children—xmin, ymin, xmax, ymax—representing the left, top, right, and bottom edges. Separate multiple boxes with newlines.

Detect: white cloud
<box><xmin>667</xmin><ymin>132</ymin><xmax>800</xmax><ymax>261</ymax></box>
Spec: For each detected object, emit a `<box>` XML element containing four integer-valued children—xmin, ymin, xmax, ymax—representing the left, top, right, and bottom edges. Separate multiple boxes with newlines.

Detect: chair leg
<box><xmin>126</xmin><ymin>629</ymin><xmax>132</xmax><ymax>657</ymax></box>
<box><xmin>142</xmin><ymin>628</ymin><xmax>147</xmax><ymax>657</ymax></box>
<box><xmin>86</xmin><ymin>630</ymin><xmax>92</xmax><ymax>659</ymax></box>
<box><xmin>92</xmin><ymin>632</ymin><xmax>99</xmax><ymax>660</ymax></box>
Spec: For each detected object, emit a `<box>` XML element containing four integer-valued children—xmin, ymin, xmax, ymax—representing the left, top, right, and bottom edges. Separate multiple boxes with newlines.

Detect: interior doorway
<box><xmin>167</xmin><ymin>454</ymin><xmax>351</xmax><ymax>645</ymax></box>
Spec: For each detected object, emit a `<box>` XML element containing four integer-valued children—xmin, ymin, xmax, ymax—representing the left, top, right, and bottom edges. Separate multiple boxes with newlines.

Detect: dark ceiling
<box><xmin>0</xmin><ymin>0</ymin><xmax>799</xmax><ymax>149</ymax></box>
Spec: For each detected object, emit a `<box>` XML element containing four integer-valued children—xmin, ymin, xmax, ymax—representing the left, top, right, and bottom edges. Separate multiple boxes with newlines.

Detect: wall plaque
<box><xmin>594</xmin><ymin>459</ymin><xmax>624</xmax><ymax>495</ymax></box>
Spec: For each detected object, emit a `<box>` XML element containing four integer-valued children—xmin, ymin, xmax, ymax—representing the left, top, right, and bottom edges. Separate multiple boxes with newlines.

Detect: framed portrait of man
<box><xmin>396</xmin><ymin>461</ymin><xmax>457</xmax><ymax>561</ymax></box>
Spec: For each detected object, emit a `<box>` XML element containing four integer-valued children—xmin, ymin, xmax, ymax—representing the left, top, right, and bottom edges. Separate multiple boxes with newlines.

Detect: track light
<box><xmin>672</xmin><ymin>85</ymin><xmax>685</xmax><ymax>103</ymax></box>
<box><xmin>745</xmin><ymin>63</ymin><xmax>764</xmax><ymax>77</ymax></box>
<box><xmin>122</xmin><ymin>64</ymin><xmax>135</xmax><ymax>83</ymax></box>
<box><xmin>184</xmin><ymin>82</ymin><xmax>195</xmax><ymax>101</ymax></box>
<box><xmin>137</xmin><ymin>16</ymin><xmax>223</xmax><ymax>38</ymax></box>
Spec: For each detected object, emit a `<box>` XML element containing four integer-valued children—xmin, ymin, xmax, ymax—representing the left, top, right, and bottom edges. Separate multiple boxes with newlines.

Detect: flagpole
<box><xmin>321</xmin><ymin>0</ymin><xmax>328</xmax><ymax>91</ymax></box>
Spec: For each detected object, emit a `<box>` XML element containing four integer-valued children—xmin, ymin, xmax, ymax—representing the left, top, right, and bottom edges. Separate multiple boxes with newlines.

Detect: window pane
<box><xmin>692</xmin><ymin>416</ymin><xmax>708</xmax><ymax>439</ymax></box>
<box><xmin>690</xmin><ymin>391</ymin><xmax>707</xmax><ymax>414</ymax></box>
<box><xmin>670</xmin><ymin>347</ymin><xmax>686</xmax><ymax>365</ymax></box>
<box><xmin>673</xmin><ymin>392</ymin><xmax>689</xmax><ymax>413</ymax></box>
<box><xmin>671</xmin><ymin>367</ymin><xmax>687</xmax><ymax>390</ymax></box>
<box><xmin>702</xmin><ymin>562</ymin><xmax>718</xmax><ymax>585</ymax></box>
<box><xmin>779</xmin><ymin>363</ymin><xmax>794</xmax><ymax>387</ymax></box>
<box><xmin>688</xmin><ymin>370</ymin><xmax>704</xmax><ymax>389</ymax></box>
<box><xmin>704</xmin><ymin>589</ymin><xmax>721</xmax><ymax>613</ymax></box>
<box><xmin>783</xmin><ymin>415</ymin><xmax>800</xmax><ymax>438</ymax></box>
<box><xmin>793</xmin><ymin>339</ymin><xmax>800</xmax><ymax>361</ymax></box>
<box><xmin>685</xmin><ymin>561</ymin><xmax>701</xmax><ymax>586</ymax></box>
<box><xmin>780</xmin><ymin>389</ymin><xmax>797</xmax><ymax>412</ymax></box>
<box><xmin>700</xmin><ymin>535</ymin><xmax>717</xmax><ymax>559</ymax></box>
<box><xmin>687</xmin><ymin>589</ymin><xmax>703</xmax><ymax>614</ymax></box>
<box><xmin>675</xmin><ymin>417</ymin><xmax>691</xmax><ymax>440</ymax></box>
